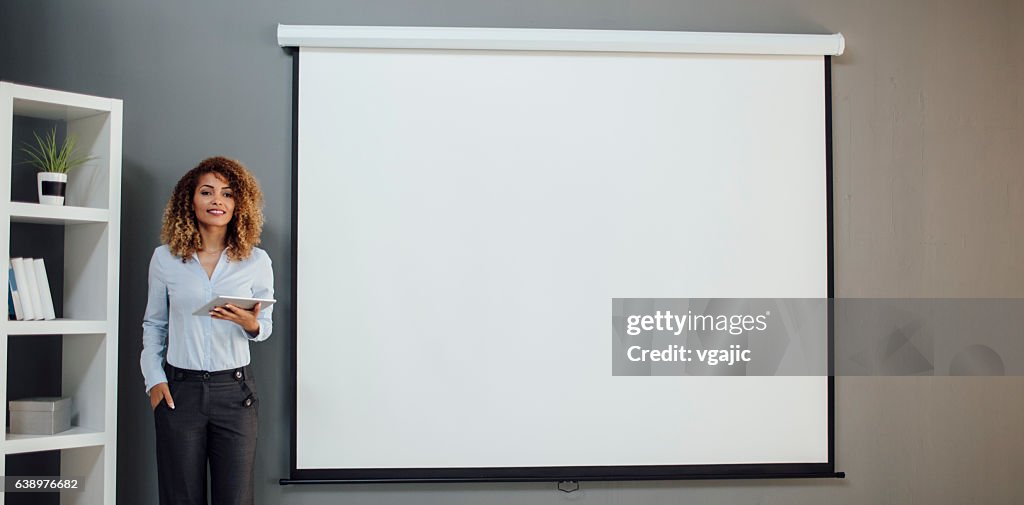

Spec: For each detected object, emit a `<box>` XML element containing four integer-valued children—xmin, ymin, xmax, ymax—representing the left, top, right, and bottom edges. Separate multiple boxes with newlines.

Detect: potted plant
<box><xmin>20</xmin><ymin>127</ymin><xmax>94</xmax><ymax>206</ymax></box>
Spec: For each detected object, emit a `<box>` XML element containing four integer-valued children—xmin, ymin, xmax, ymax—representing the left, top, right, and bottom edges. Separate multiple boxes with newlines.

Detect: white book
<box><xmin>9</xmin><ymin>265</ymin><xmax>24</xmax><ymax>321</ymax></box>
<box><xmin>10</xmin><ymin>258</ymin><xmax>37</xmax><ymax>320</ymax></box>
<box><xmin>33</xmin><ymin>258</ymin><xmax>56</xmax><ymax>321</ymax></box>
<box><xmin>21</xmin><ymin>258</ymin><xmax>45</xmax><ymax>321</ymax></box>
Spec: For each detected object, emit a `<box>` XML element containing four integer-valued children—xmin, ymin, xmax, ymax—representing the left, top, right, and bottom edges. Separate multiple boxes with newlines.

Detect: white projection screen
<box><xmin>282</xmin><ymin>26</ymin><xmax>843</xmax><ymax>483</ymax></box>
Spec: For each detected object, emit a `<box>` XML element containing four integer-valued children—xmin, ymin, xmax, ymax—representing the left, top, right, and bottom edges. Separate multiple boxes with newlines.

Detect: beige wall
<box><xmin>831</xmin><ymin>1</ymin><xmax>1024</xmax><ymax>501</ymax></box>
<box><xmin>828</xmin><ymin>1</ymin><xmax>1024</xmax><ymax>503</ymax></box>
<box><xmin>833</xmin><ymin>0</ymin><xmax>1024</xmax><ymax>298</ymax></box>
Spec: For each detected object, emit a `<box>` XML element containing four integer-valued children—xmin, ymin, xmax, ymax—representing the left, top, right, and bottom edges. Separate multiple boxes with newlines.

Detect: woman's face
<box><xmin>193</xmin><ymin>172</ymin><xmax>235</xmax><ymax>230</ymax></box>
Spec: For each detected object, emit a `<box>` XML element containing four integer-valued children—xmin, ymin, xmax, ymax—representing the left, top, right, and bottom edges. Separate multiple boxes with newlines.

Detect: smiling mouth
<box><xmin>208</xmin><ymin>209</ymin><xmax>226</xmax><ymax>216</ymax></box>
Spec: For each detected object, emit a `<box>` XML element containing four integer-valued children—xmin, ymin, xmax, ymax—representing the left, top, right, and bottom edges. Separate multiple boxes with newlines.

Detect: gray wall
<box><xmin>2</xmin><ymin>0</ymin><xmax>1023</xmax><ymax>504</ymax></box>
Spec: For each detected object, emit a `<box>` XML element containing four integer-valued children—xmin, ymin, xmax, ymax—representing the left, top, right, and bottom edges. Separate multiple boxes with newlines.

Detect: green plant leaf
<box><xmin>18</xmin><ymin>126</ymin><xmax>96</xmax><ymax>174</ymax></box>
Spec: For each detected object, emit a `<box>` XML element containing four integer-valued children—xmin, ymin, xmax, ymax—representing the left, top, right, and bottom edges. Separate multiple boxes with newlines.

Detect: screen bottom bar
<box><xmin>280</xmin><ymin>471</ymin><xmax>845</xmax><ymax>485</ymax></box>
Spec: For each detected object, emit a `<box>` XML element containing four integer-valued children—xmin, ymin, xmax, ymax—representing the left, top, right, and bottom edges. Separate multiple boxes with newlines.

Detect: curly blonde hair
<box><xmin>161</xmin><ymin>156</ymin><xmax>264</xmax><ymax>262</ymax></box>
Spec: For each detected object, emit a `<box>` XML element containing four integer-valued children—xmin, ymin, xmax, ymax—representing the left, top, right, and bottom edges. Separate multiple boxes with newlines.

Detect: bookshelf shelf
<box><xmin>9</xmin><ymin>82</ymin><xmax>115</xmax><ymax>121</ymax></box>
<box><xmin>4</xmin><ymin>426</ymin><xmax>106</xmax><ymax>455</ymax></box>
<box><xmin>4</xmin><ymin>319</ymin><xmax>108</xmax><ymax>335</ymax></box>
<box><xmin>1</xmin><ymin>82</ymin><xmax>121</xmax><ymax>505</ymax></box>
<box><xmin>8</xmin><ymin>202</ymin><xmax>110</xmax><ymax>224</ymax></box>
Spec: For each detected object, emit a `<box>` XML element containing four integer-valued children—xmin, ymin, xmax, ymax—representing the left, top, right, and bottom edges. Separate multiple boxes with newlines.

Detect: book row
<box><xmin>8</xmin><ymin>257</ymin><xmax>56</xmax><ymax>321</ymax></box>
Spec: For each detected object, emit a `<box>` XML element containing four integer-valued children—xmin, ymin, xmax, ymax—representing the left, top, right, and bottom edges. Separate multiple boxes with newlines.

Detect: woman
<box><xmin>140</xmin><ymin>156</ymin><xmax>274</xmax><ymax>505</ymax></box>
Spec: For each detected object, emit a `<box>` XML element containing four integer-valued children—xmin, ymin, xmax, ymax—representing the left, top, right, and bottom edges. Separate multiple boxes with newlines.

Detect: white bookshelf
<box><xmin>0</xmin><ymin>82</ymin><xmax>121</xmax><ymax>505</ymax></box>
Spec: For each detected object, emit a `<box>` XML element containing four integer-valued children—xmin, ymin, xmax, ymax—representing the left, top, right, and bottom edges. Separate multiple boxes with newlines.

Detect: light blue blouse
<box><xmin>140</xmin><ymin>244</ymin><xmax>274</xmax><ymax>394</ymax></box>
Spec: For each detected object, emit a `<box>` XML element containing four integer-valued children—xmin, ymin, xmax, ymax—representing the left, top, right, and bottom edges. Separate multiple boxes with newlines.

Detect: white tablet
<box><xmin>193</xmin><ymin>296</ymin><xmax>276</xmax><ymax>316</ymax></box>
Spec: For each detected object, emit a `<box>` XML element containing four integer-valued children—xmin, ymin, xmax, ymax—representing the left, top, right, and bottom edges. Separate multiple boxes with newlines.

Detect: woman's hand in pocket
<box><xmin>150</xmin><ymin>382</ymin><xmax>175</xmax><ymax>411</ymax></box>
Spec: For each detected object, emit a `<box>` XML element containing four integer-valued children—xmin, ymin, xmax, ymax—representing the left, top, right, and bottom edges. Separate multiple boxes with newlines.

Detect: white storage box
<box><xmin>9</xmin><ymin>397</ymin><xmax>71</xmax><ymax>435</ymax></box>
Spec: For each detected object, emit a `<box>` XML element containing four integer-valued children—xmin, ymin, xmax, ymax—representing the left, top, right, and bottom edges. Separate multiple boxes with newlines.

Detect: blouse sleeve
<box><xmin>245</xmin><ymin>250</ymin><xmax>274</xmax><ymax>342</ymax></box>
<box><xmin>140</xmin><ymin>248</ymin><xmax>169</xmax><ymax>395</ymax></box>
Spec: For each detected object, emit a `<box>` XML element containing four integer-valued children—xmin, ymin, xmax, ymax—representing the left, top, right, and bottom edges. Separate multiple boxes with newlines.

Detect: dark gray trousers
<box><xmin>154</xmin><ymin>364</ymin><xmax>259</xmax><ymax>505</ymax></box>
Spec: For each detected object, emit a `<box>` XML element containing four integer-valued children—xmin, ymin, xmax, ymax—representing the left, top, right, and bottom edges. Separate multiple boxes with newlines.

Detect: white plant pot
<box><xmin>38</xmin><ymin>172</ymin><xmax>68</xmax><ymax>206</ymax></box>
